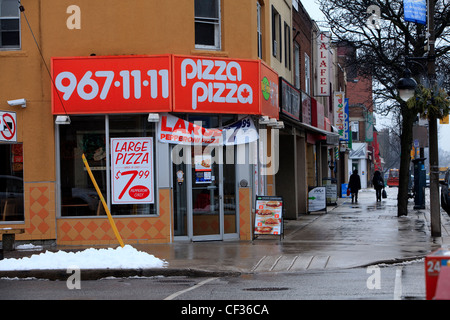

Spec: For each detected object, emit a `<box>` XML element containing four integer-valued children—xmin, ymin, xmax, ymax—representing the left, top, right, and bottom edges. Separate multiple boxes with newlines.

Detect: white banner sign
<box><xmin>157</xmin><ymin>113</ymin><xmax>258</xmax><ymax>145</ymax></box>
<box><xmin>315</xmin><ymin>32</ymin><xmax>330</xmax><ymax>96</ymax></box>
<box><xmin>308</xmin><ymin>187</ymin><xmax>326</xmax><ymax>212</ymax></box>
<box><xmin>111</xmin><ymin>137</ymin><xmax>154</xmax><ymax>204</ymax></box>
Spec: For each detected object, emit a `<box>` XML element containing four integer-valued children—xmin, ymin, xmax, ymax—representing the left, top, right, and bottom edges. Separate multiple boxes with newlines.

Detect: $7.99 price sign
<box><xmin>111</xmin><ymin>137</ymin><xmax>154</xmax><ymax>204</ymax></box>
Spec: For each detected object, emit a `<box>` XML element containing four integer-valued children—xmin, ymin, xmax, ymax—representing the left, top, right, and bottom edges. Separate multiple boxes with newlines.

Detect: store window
<box><xmin>0</xmin><ymin>0</ymin><xmax>20</xmax><ymax>50</ymax></box>
<box><xmin>0</xmin><ymin>143</ymin><xmax>24</xmax><ymax>222</ymax></box>
<box><xmin>271</xmin><ymin>6</ymin><xmax>281</xmax><ymax>61</ymax></box>
<box><xmin>58</xmin><ymin>115</ymin><xmax>156</xmax><ymax>217</ymax></box>
<box><xmin>257</xmin><ymin>1</ymin><xmax>262</xmax><ymax>59</ymax></box>
<box><xmin>195</xmin><ymin>0</ymin><xmax>221</xmax><ymax>50</ymax></box>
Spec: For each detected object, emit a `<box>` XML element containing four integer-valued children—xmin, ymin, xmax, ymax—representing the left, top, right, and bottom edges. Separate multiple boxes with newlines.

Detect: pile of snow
<box><xmin>0</xmin><ymin>245</ymin><xmax>167</xmax><ymax>270</ymax></box>
<box><xmin>16</xmin><ymin>243</ymin><xmax>43</xmax><ymax>251</ymax></box>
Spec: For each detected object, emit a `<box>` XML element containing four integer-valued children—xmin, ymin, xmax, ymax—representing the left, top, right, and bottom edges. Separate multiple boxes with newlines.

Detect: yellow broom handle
<box><xmin>82</xmin><ymin>153</ymin><xmax>125</xmax><ymax>247</ymax></box>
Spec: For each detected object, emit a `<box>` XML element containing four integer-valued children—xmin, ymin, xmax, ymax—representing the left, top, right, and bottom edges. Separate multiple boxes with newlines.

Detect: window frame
<box><xmin>271</xmin><ymin>5</ymin><xmax>282</xmax><ymax>62</ymax></box>
<box><xmin>55</xmin><ymin>115</ymin><xmax>159</xmax><ymax>218</ymax></box>
<box><xmin>257</xmin><ymin>1</ymin><xmax>262</xmax><ymax>59</ymax></box>
<box><xmin>0</xmin><ymin>0</ymin><xmax>21</xmax><ymax>51</ymax></box>
<box><xmin>284</xmin><ymin>21</ymin><xmax>291</xmax><ymax>70</ymax></box>
<box><xmin>0</xmin><ymin>143</ymin><xmax>24</xmax><ymax>223</ymax></box>
<box><xmin>305</xmin><ymin>53</ymin><xmax>311</xmax><ymax>95</ymax></box>
<box><xmin>194</xmin><ymin>0</ymin><xmax>221</xmax><ymax>51</ymax></box>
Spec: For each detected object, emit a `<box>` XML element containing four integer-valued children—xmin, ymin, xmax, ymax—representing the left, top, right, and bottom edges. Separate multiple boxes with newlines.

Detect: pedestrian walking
<box><xmin>348</xmin><ymin>169</ymin><xmax>361</xmax><ymax>203</ymax></box>
<box><xmin>372</xmin><ymin>170</ymin><xmax>384</xmax><ymax>202</ymax></box>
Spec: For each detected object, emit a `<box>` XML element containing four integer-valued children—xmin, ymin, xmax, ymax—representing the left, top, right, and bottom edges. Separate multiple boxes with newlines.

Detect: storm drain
<box><xmin>243</xmin><ymin>287</ymin><xmax>290</xmax><ymax>292</ymax></box>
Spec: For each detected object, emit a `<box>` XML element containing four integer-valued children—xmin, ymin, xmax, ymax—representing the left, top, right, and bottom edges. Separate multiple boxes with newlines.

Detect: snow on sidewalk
<box><xmin>0</xmin><ymin>245</ymin><xmax>167</xmax><ymax>270</ymax></box>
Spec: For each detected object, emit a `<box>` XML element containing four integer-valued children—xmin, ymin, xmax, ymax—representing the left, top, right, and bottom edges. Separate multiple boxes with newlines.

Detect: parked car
<box><xmin>440</xmin><ymin>169</ymin><xmax>450</xmax><ymax>215</ymax></box>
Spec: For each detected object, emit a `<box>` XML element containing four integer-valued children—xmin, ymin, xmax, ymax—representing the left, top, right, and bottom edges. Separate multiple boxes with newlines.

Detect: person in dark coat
<box><xmin>348</xmin><ymin>169</ymin><xmax>361</xmax><ymax>203</ymax></box>
<box><xmin>372</xmin><ymin>170</ymin><xmax>384</xmax><ymax>201</ymax></box>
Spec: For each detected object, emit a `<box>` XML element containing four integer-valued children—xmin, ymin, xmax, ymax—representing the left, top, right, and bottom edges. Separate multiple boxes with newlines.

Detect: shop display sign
<box><xmin>194</xmin><ymin>154</ymin><xmax>212</xmax><ymax>184</ymax></box>
<box><xmin>315</xmin><ymin>32</ymin><xmax>330</xmax><ymax>96</ymax></box>
<box><xmin>308</xmin><ymin>187</ymin><xmax>326</xmax><ymax>213</ymax></box>
<box><xmin>110</xmin><ymin>137</ymin><xmax>154</xmax><ymax>204</ymax></box>
<box><xmin>334</xmin><ymin>92</ymin><xmax>350</xmax><ymax>141</ymax></box>
<box><xmin>157</xmin><ymin>113</ymin><xmax>258</xmax><ymax>146</ymax></box>
<box><xmin>158</xmin><ymin>113</ymin><xmax>223</xmax><ymax>145</ymax></box>
<box><xmin>254</xmin><ymin>196</ymin><xmax>283</xmax><ymax>236</ymax></box>
<box><xmin>301</xmin><ymin>92</ymin><xmax>311</xmax><ymax>125</ymax></box>
<box><xmin>280</xmin><ymin>78</ymin><xmax>300</xmax><ymax>121</ymax></box>
<box><xmin>172</xmin><ymin>55</ymin><xmax>260</xmax><ymax>114</ymax></box>
<box><xmin>221</xmin><ymin>116</ymin><xmax>258</xmax><ymax>145</ymax></box>
<box><xmin>52</xmin><ymin>55</ymin><xmax>172</xmax><ymax>114</ymax></box>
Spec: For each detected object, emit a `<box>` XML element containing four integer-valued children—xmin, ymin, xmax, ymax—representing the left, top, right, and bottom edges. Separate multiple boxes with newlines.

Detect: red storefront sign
<box><xmin>172</xmin><ymin>55</ymin><xmax>260</xmax><ymax>115</ymax></box>
<box><xmin>52</xmin><ymin>55</ymin><xmax>172</xmax><ymax>114</ymax></box>
<box><xmin>52</xmin><ymin>54</ymin><xmax>279</xmax><ymax>118</ymax></box>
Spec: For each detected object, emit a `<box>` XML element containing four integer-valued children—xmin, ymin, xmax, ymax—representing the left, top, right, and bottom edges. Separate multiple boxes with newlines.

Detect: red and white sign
<box><xmin>315</xmin><ymin>32</ymin><xmax>330</xmax><ymax>96</ymax></box>
<box><xmin>52</xmin><ymin>54</ymin><xmax>279</xmax><ymax>118</ymax></box>
<box><xmin>158</xmin><ymin>113</ymin><xmax>222</xmax><ymax>145</ymax></box>
<box><xmin>52</xmin><ymin>55</ymin><xmax>172</xmax><ymax>114</ymax></box>
<box><xmin>172</xmin><ymin>55</ymin><xmax>260</xmax><ymax>114</ymax></box>
<box><xmin>0</xmin><ymin>111</ymin><xmax>17</xmax><ymax>142</ymax></box>
<box><xmin>111</xmin><ymin>137</ymin><xmax>154</xmax><ymax>204</ymax></box>
<box><xmin>334</xmin><ymin>91</ymin><xmax>345</xmax><ymax>134</ymax></box>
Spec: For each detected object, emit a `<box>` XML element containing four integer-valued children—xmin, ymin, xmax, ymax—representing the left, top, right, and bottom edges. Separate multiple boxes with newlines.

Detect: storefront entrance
<box><xmin>172</xmin><ymin>145</ymin><xmax>238</xmax><ymax>241</ymax></box>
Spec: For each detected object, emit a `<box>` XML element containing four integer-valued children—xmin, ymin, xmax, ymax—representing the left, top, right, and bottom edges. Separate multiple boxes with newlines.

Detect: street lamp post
<box><xmin>427</xmin><ymin>0</ymin><xmax>441</xmax><ymax>237</ymax></box>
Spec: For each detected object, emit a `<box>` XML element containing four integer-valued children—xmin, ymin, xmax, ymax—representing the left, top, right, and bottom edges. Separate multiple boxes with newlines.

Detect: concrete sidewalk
<box><xmin>1</xmin><ymin>188</ymin><xmax>449</xmax><ymax>279</ymax></box>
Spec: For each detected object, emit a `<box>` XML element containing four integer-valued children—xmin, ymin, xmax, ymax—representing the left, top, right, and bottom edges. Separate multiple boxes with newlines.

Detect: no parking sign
<box><xmin>0</xmin><ymin>111</ymin><xmax>17</xmax><ymax>142</ymax></box>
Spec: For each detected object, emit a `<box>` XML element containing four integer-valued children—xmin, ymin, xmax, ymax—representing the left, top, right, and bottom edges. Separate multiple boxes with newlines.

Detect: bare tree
<box><xmin>318</xmin><ymin>0</ymin><xmax>450</xmax><ymax>216</ymax></box>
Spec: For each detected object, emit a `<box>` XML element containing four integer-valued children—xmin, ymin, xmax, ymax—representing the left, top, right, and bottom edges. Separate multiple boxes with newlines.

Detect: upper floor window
<box><xmin>0</xmin><ymin>0</ymin><xmax>20</xmax><ymax>50</ymax></box>
<box><xmin>195</xmin><ymin>0</ymin><xmax>221</xmax><ymax>50</ymax></box>
<box><xmin>271</xmin><ymin>6</ymin><xmax>281</xmax><ymax>61</ymax></box>
<box><xmin>257</xmin><ymin>2</ymin><xmax>262</xmax><ymax>59</ymax></box>
<box><xmin>284</xmin><ymin>22</ymin><xmax>291</xmax><ymax>70</ymax></box>
<box><xmin>305</xmin><ymin>53</ymin><xmax>311</xmax><ymax>94</ymax></box>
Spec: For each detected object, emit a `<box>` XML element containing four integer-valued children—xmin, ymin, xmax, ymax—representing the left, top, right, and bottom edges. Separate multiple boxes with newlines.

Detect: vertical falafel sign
<box><xmin>254</xmin><ymin>196</ymin><xmax>283</xmax><ymax>237</ymax></box>
<box><xmin>111</xmin><ymin>137</ymin><xmax>154</xmax><ymax>204</ymax></box>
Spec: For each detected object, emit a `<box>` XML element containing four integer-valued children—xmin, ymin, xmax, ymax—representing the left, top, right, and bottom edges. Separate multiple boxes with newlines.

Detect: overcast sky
<box><xmin>301</xmin><ymin>0</ymin><xmax>326</xmax><ymax>22</ymax></box>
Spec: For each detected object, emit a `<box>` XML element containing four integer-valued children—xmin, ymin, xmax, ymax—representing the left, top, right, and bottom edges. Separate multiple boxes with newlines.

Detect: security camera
<box><xmin>55</xmin><ymin>115</ymin><xmax>71</xmax><ymax>125</ymax></box>
<box><xmin>7</xmin><ymin>98</ymin><xmax>26</xmax><ymax>108</ymax></box>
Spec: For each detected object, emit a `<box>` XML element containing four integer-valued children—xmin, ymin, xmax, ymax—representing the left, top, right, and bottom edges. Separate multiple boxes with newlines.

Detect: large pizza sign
<box><xmin>111</xmin><ymin>137</ymin><xmax>154</xmax><ymax>204</ymax></box>
<box><xmin>52</xmin><ymin>55</ymin><xmax>172</xmax><ymax>114</ymax></box>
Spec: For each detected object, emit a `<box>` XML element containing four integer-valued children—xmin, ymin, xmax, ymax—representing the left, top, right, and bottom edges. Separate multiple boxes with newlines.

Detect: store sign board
<box><xmin>110</xmin><ymin>137</ymin><xmax>154</xmax><ymax>204</ymax></box>
<box><xmin>308</xmin><ymin>187</ymin><xmax>326</xmax><ymax>213</ymax></box>
<box><xmin>301</xmin><ymin>91</ymin><xmax>311</xmax><ymax>125</ymax></box>
<box><xmin>334</xmin><ymin>91</ymin><xmax>346</xmax><ymax>140</ymax></box>
<box><xmin>52</xmin><ymin>55</ymin><xmax>172</xmax><ymax>114</ymax></box>
<box><xmin>172</xmin><ymin>55</ymin><xmax>260</xmax><ymax>115</ymax></box>
<box><xmin>280</xmin><ymin>78</ymin><xmax>300</xmax><ymax>121</ymax></box>
<box><xmin>157</xmin><ymin>113</ymin><xmax>258</xmax><ymax>146</ymax></box>
<box><xmin>158</xmin><ymin>113</ymin><xmax>223</xmax><ymax>145</ymax></box>
<box><xmin>254</xmin><ymin>196</ymin><xmax>283</xmax><ymax>236</ymax></box>
<box><xmin>260</xmin><ymin>61</ymin><xmax>279</xmax><ymax>119</ymax></box>
<box><xmin>52</xmin><ymin>55</ymin><xmax>279</xmax><ymax>119</ymax></box>
<box><xmin>315</xmin><ymin>32</ymin><xmax>330</xmax><ymax>96</ymax></box>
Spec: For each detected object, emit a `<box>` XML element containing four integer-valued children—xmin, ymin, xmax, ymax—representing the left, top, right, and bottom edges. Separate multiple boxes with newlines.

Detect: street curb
<box><xmin>355</xmin><ymin>255</ymin><xmax>425</xmax><ymax>268</ymax></box>
<box><xmin>0</xmin><ymin>268</ymin><xmax>242</xmax><ymax>281</ymax></box>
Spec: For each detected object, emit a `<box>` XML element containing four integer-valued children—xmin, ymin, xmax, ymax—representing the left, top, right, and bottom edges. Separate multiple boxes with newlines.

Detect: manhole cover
<box><xmin>243</xmin><ymin>287</ymin><xmax>290</xmax><ymax>292</ymax></box>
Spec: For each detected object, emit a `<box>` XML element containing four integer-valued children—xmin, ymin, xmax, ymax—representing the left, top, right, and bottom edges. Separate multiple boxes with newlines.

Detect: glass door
<box><xmin>191</xmin><ymin>145</ymin><xmax>222</xmax><ymax>241</ymax></box>
<box><xmin>172</xmin><ymin>146</ymin><xmax>189</xmax><ymax>238</ymax></box>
